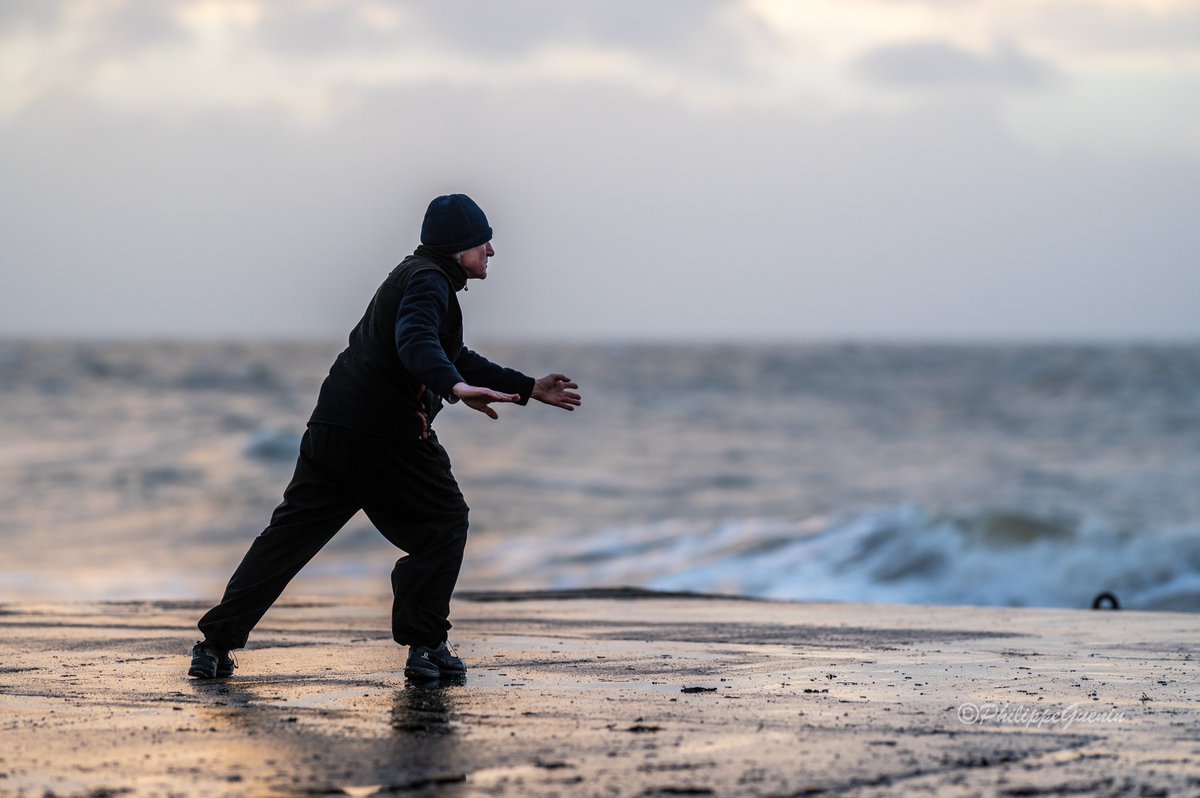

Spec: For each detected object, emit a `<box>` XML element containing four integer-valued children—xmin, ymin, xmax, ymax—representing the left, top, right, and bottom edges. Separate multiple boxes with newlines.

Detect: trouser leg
<box><xmin>357</xmin><ymin>434</ymin><xmax>470</xmax><ymax>647</ymax></box>
<box><xmin>379</xmin><ymin>514</ymin><xmax>468</xmax><ymax>646</ymax></box>
<box><xmin>198</xmin><ymin>428</ymin><xmax>358</xmax><ymax>650</ymax></box>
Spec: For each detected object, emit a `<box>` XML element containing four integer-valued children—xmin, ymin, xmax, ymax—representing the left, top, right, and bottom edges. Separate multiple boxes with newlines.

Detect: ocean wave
<box><xmin>242</xmin><ymin>427</ymin><xmax>302</xmax><ymax>462</ymax></box>
<box><xmin>177</xmin><ymin>360</ymin><xmax>282</xmax><ymax>392</ymax></box>
<box><xmin>511</xmin><ymin>506</ymin><xmax>1200</xmax><ymax>612</ymax></box>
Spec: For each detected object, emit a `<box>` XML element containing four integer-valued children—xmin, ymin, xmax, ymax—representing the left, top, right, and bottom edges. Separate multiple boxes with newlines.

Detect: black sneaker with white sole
<box><xmin>189</xmin><ymin>640</ymin><xmax>237</xmax><ymax>679</ymax></box>
<box><xmin>404</xmin><ymin>641</ymin><xmax>466</xmax><ymax>680</ymax></box>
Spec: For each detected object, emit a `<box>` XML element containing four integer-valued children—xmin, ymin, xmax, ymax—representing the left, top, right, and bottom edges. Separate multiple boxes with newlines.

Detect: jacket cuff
<box><xmin>515</xmin><ymin>374</ymin><xmax>535</xmax><ymax>406</ymax></box>
<box><xmin>430</xmin><ymin>368</ymin><xmax>466</xmax><ymax>401</ymax></box>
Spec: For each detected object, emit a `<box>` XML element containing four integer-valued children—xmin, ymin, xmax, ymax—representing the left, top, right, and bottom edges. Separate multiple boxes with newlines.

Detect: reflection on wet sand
<box><xmin>190</xmin><ymin>679</ymin><xmax>318</xmax><ymax>789</ymax></box>
<box><xmin>391</xmin><ymin>678</ymin><xmax>462</xmax><ymax>733</ymax></box>
<box><xmin>187</xmin><ymin>674</ymin><xmax>471</xmax><ymax>794</ymax></box>
<box><xmin>385</xmin><ymin>681</ymin><xmax>469</xmax><ymax>792</ymax></box>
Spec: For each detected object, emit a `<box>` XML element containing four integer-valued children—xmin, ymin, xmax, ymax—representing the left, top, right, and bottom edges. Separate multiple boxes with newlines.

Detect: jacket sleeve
<box><xmin>455</xmin><ymin>347</ymin><xmax>536</xmax><ymax>405</ymax></box>
<box><xmin>394</xmin><ymin>270</ymin><xmax>465</xmax><ymax>399</ymax></box>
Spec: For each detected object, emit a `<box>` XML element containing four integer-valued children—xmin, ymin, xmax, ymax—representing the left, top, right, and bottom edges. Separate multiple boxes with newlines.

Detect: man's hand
<box><xmin>452</xmin><ymin>382</ymin><xmax>519</xmax><ymax>420</ymax></box>
<box><xmin>532</xmin><ymin>373</ymin><xmax>582</xmax><ymax>411</ymax></box>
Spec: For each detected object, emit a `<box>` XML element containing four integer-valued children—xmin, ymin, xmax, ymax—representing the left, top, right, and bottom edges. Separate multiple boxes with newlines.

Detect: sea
<box><xmin>2</xmin><ymin>339</ymin><xmax>1199</xmax><ymax>612</ymax></box>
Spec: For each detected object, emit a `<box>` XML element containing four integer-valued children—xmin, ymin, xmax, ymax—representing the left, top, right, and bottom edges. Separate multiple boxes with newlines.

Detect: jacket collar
<box><xmin>414</xmin><ymin>245</ymin><xmax>469</xmax><ymax>292</ymax></box>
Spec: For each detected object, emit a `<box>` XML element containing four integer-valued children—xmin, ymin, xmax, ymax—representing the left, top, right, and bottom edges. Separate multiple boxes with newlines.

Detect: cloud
<box><xmin>1000</xmin><ymin>1</ymin><xmax>1200</xmax><ymax>56</ymax></box>
<box><xmin>238</xmin><ymin>0</ymin><xmax>757</xmax><ymax>72</ymax></box>
<box><xmin>396</xmin><ymin>0</ymin><xmax>744</xmax><ymax>56</ymax></box>
<box><xmin>853</xmin><ymin>39</ymin><xmax>1058</xmax><ymax>91</ymax></box>
<box><xmin>4</xmin><ymin>80</ymin><xmax>1198</xmax><ymax>341</ymax></box>
<box><xmin>0</xmin><ymin>0</ymin><xmax>180</xmax><ymax>51</ymax></box>
<box><xmin>1</xmin><ymin>0</ymin><xmax>1198</xmax><ymax>340</ymax></box>
<box><xmin>0</xmin><ymin>0</ymin><xmax>774</xmax><ymax>122</ymax></box>
<box><xmin>0</xmin><ymin>0</ymin><xmax>69</xmax><ymax>31</ymax></box>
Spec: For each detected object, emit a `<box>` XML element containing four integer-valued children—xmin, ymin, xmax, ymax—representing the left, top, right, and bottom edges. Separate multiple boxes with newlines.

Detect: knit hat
<box><xmin>420</xmin><ymin>194</ymin><xmax>493</xmax><ymax>254</ymax></box>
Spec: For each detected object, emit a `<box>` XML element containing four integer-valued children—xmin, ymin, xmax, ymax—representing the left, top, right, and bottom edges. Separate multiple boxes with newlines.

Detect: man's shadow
<box><xmin>391</xmin><ymin>675</ymin><xmax>463</xmax><ymax>733</ymax></box>
<box><xmin>189</xmin><ymin>675</ymin><xmax>469</xmax><ymax>791</ymax></box>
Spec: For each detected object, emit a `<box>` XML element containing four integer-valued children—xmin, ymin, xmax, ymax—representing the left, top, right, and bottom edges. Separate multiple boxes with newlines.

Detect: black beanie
<box><xmin>420</xmin><ymin>194</ymin><xmax>493</xmax><ymax>254</ymax></box>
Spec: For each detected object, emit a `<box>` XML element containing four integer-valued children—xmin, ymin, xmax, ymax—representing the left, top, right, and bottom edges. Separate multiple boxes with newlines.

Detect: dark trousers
<box><xmin>197</xmin><ymin>424</ymin><xmax>469</xmax><ymax>650</ymax></box>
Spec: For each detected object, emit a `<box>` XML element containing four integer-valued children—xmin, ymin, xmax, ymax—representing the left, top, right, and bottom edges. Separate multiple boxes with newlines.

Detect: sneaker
<box><xmin>405</xmin><ymin>641</ymin><xmax>466</xmax><ymax>680</ymax></box>
<box><xmin>189</xmin><ymin>640</ymin><xmax>237</xmax><ymax>679</ymax></box>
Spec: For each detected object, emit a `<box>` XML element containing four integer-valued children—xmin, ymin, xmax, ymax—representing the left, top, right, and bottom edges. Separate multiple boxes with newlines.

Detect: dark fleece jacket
<box><xmin>309</xmin><ymin>246</ymin><xmax>534</xmax><ymax>440</ymax></box>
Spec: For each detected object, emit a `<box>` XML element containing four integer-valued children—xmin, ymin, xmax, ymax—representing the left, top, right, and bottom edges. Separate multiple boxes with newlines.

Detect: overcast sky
<box><xmin>2</xmin><ymin>0</ymin><xmax>1198</xmax><ymax>341</ymax></box>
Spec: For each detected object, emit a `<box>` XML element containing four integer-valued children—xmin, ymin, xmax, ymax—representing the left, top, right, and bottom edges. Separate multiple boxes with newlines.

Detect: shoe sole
<box><xmin>188</xmin><ymin>663</ymin><xmax>234</xmax><ymax>679</ymax></box>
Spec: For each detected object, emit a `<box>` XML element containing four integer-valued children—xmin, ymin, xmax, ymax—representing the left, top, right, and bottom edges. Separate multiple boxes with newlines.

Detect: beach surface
<box><xmin>2</xmin><ymin>590</ymin><xmax>1198</xmax><ymax>797</ymax></box>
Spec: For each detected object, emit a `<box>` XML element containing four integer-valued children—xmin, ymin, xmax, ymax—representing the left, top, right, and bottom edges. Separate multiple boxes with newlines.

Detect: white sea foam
<box><xmin>476</xmin><ymin>506</ymin><xmax>1200</xmax><ymax>612</ymax></box>
<box><xmin>242</xmin><ymin>427</ymin><xmax>303</xmax><ymax>462</ymax></box>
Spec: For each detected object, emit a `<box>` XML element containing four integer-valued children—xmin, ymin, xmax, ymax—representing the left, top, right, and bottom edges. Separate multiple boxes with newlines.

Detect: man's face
<box><xmin>459</xmin><ymin>241</ymin><xmax>494</xmax><ymax>280</ymax></box>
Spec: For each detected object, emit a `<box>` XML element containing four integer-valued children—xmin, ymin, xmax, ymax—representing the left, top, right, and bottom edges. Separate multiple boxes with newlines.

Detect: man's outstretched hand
<box><xmin>452</xmin><ymin>382</ymin><xmax>520</xmax><ymax>420</ymax></box>
<box><xmin>532</xmin><ymin>373</ymin><xmax>582</xmax><ymax>411</ymax></box>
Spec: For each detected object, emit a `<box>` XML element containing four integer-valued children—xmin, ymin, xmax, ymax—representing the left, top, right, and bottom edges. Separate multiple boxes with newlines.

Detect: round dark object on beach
<box><xmin>1092</xmin><ymin>592</ymin><xmax>1120</xmax><ymax>610</ymax></box>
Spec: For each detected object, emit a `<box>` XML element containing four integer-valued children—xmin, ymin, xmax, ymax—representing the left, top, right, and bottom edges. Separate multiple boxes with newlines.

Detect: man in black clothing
<box><xmin>189</xmin><ymin>194</ymin><xmax>581</xmax><ymax>681</ymax></box>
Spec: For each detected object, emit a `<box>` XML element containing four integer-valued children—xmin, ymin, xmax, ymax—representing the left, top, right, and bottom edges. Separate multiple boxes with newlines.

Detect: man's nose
<box><xmin>486</xmin><ymin>243</ymin><xmax>495</xmax><ymax>256</ymax></box>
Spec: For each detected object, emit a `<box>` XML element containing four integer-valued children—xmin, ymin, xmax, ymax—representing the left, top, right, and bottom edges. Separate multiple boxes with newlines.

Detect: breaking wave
<box><xmin>502</xmin><ymin>506</ymin><xmax>1200</xmax><ymax>612</ymax></box>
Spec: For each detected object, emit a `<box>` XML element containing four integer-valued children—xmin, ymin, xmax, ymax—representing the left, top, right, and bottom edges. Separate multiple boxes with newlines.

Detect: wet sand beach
<box><xmin>2</xmin><ymin>590</ymin><xmax>1198</xmax><ymax>796</ymax></box>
